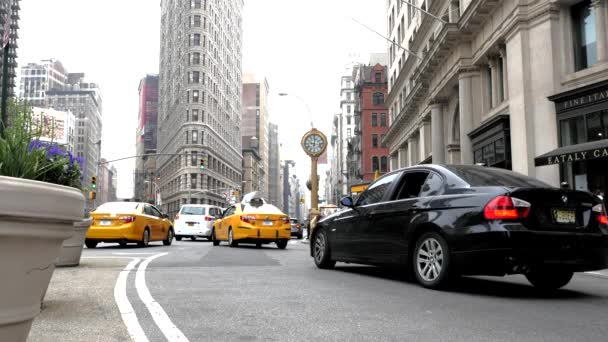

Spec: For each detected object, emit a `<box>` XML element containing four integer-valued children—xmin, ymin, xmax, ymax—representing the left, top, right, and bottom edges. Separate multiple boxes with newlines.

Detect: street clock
<box><xmin>301</xmin><ymin>128</ymin><xmax>327</xmax><ymax>158</ymax></box>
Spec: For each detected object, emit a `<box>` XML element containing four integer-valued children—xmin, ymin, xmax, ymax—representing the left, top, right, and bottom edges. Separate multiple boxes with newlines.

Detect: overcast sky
<box><xmin>18</xmin><ymin>0</ymin><xmax>386</xmax><ymax>199</ymax></box>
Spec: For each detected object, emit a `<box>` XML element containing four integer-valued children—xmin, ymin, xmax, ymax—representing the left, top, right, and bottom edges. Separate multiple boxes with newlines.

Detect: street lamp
<box><xmin>278</xmin><ymin>93</ymin><xmax>313</xmax><ymax>128</ymax></box>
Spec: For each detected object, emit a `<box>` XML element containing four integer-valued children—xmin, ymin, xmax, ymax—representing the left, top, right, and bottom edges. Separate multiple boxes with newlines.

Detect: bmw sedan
<box><xmin>310</xmin><ymin>165</ymin><xmax>608</xmax><ymax>290</ymax></box>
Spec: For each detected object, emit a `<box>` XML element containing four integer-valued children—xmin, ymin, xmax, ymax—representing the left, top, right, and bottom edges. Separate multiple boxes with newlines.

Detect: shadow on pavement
<box><xmin>333</xmin><ymin>265</ymin><xmax>599</xmax><ymax>300</ymax></box>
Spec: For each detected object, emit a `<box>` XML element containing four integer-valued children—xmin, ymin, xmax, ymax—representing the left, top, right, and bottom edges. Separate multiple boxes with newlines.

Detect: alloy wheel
<box><xmin>416</xmin><ymin>237</ymin><xmax>444</xmax><ymax>282</ymax></box>
<box><xmin>314</xmin><ymin>232</ymin><xmax>326</xmax><ymax>264</ymax></box>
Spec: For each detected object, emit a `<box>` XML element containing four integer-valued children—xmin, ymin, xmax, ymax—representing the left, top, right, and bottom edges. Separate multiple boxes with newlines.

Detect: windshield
<box><xmin>94</xmin><ymin>202</ymin><xmax>140</xmax><ymax>213</ymax></box>
<box><xmin>180</xmin><ymin>206</ymin><xmax>206</xmax><ymax>215</ymax></box>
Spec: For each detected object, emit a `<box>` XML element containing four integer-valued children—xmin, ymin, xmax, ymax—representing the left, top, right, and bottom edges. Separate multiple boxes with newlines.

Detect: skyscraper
<box><xmin>242</xmin><ymin>75</ymin><xmax>270</xmax><ymax>199</ymax></box>
<box><xmin>18</xmin><ymin>59</ymin><xmax>67</xmax><ymax>106</ymax></box>
<box><xmin>134</xmin><ymin>74</ymin><xmax>159</xmax><ymax>204</ymax></box>
<box><xmin>268</xmin><ymin>122</ymin><xmax>281</xmax><ymax>208</ymax></box>
<box><xmin>157</xmin><ymin>0</ymin><xmax>244</xmax><ymax>218</ymax></box>
<box><xmin>0</xmin><ymin>0</ymin><xmax>20</xmax><ymax>99</ymax></box>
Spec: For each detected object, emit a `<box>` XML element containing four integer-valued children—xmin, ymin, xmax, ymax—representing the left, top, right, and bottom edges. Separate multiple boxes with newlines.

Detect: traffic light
<box><xmin>199</xmin><ymin>159</ymin><xmax>205</xmax><ymax>170</ymax></box>
<box><xmin>91</xmin><ymin>176</ymin><xmax>97</xmax><ymax>190</ymax></box>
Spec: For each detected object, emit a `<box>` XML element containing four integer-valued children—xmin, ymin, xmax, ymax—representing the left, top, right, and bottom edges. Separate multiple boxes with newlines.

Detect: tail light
<box><xmin>175</xmin><ymin>214</ymin><xmax>180</xmax><ymax>221</ymax></box>
<box><xmin>296</xmin><ymin>224</ymin><xmax>301</xmax><ymax>229</ymax></box>
<box><xmin>119</xmin><ymin>216</ymin><xmax>136</xmax><ymax>224</ymax></box>
<box><xmin>204</xmin><ymin>215</ymin><xmax>213</xmax><ymax>221</ymax></box>
<box><xmin>241</xmin><ymin>215</ymin><xmax>256</xmax><ymax>224</ymax></box>
<box><xmin>484</xmin><ymin>196</ymin><xmax>531</xmax><ymax>220</ymax></box>
<box><xmin>280</xmin><ymin>217</ymin><xmax>290</xmax><ymax>224</ymax></box>
<box><xmin>592</xmin><ymin>204</ymin><xmax>608</xmax><ymax>225</ymax></box>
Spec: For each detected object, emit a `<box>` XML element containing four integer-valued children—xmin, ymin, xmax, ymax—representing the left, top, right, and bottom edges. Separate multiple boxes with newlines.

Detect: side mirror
<box><xmin>340</xmin><ymin>196</ymin><xmax>355</xmax><ymax>208</ymax></box>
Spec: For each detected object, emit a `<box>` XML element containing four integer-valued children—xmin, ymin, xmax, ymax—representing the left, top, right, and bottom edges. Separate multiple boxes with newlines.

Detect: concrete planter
<box><xmin>56</xmin><ymin>218</ymin><xmax>92</xmax><ymax>267</ymax></box>
<box><xmin>0</xmin><ymin>176</ymin><xmax>84</xmax><ymax>342</ymax></box>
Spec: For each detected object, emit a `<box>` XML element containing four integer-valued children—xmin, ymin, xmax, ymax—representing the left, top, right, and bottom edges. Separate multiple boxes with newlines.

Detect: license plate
<box><xmin>263</xmin><ymin>220</ymin><xmax>273</xmax><ymax>226</ymax></box>
<box><xmin>553</xmin><ymin>209</ymin><xmax>576</xmax><ymax>224</ymax></box>
<box><xmin>100</xmin><ymin>220</ymin><xmax>111</xmax><ymax>226</ymax></box>
<box><xmin>187</xmin><ymin>222</ymin><xmax>194</xmax><ymax>227</ymax></box>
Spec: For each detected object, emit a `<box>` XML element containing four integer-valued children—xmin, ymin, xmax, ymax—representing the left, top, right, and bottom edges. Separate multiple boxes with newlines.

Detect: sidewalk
<box><xmin>28</xmin><ymin>258</ymin><xmax>130</xmax><ymax>342</ymax></box>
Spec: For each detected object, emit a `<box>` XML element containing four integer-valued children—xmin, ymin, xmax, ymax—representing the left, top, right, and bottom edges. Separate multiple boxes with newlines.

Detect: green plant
<box><xmin>0</xmin><ymin>101</ymin><xmax>82</xmax><ymax>189</ymax></box>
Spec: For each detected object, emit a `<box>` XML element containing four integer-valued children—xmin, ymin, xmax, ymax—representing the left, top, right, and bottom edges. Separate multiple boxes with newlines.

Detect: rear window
<box><xmin>290</xmin><ymin>219</ymin><xmax>298</xmax><ymax>223</ymax></box>
<box><xmin>96</xmin><ymin>202</ymin><xmax>140</xmax><ymax>213</ymax></box>
<box><xmin>180</xmin><ymin>206</ymin><xmax>206</xmax><ymax>215</ymax></box>
<box><xmin>445</xmin><ymin>165</ymin><xmax>552</xmax><ymax>188</ymax></box>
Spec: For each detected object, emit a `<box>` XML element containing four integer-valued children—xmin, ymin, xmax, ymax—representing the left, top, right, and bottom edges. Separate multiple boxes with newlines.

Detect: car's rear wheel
<box><xmin>525</xmin><ymin>268</ymin><xmax>573</xmax><ymax>291</ymax></box>
<box><xmin>313</xmin><ymin>229</ymin><xmax>335</xmax><ymax>269</ymax></box>
<box><xmin>176</xmin><ymin>236</ymin><xmax>182</xmax><ymax>241</ymax></box>
<box><xmin>413</xmin><ymin>232</ymin><xmax>453</xmax><ymax>289</ymax></box>
<box><xmin>228</xmin><ymin>228</ymin><xmax>238</xmax><ymax>247</ymax></box>
<box><xmin>85</xmin><ymin>240</ymin><xmax>98</xmax><ymax>249</ymax></box>
<box><xmin>212</xmin><ymin>229</ymin><xmax>220</xmax><ymax>246</ymax></box>
<box><xmin>163</xmin><ymin>229</ymin><xmax>174</xmax><ymax>246</ymax></box>
<box><xmin>256</xmin><ymin>242</ymin><xmax>262</xmax><ymax>248</ymax></box>
<box><xmin>138</xmin><ymin>229</ymin><xmax>150</xmax><ymax>247</ymax></box>
<box><xmin>276</xmin><ymin>240</ymin><xmax>288</xmax><ymax>249</ymax></box>
<box><xmin>190</xmin><ymin>236</ymin><xmax>197</xmax><ymax>241</ymax></box>
<box><xmin>118</xmin><ymin>241</ymin><xmax>127</xmax><ymax>247</ymax></box>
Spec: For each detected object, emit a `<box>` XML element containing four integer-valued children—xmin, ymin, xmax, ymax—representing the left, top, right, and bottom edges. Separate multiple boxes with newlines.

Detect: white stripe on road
<box><xmin>114</xmin><ymin>258</ymin><xmax>149</xmax><ymax>342</ymax></box>
<box><xmin>113</xmin><ymin>252</ymin><xmax>158</xmax><ymax>255</ymax></box>
<box><xmin>136</xmin><ymin>253</ymin><xmax>190</xmax><ymax>342</ymax></box>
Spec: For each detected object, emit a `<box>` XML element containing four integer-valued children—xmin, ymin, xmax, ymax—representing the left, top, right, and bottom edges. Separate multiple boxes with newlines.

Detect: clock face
<box><xmin>304</xmin><ymin>134</ymin><xmax>325</xmax><ymax>155</ymax></box>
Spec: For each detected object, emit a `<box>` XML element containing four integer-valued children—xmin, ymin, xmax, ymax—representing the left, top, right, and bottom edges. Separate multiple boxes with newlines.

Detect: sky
<box><xmin>17</xmin><ymin>0</ymin><xmax>386</xmax><ymax>199</ymax></box>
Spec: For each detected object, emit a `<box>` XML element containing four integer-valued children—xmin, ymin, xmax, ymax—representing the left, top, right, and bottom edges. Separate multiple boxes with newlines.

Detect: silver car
<box><xmin>290</xmin><ymin>218</ymin><xmax>303</xmax><ymax>239</ymax></box>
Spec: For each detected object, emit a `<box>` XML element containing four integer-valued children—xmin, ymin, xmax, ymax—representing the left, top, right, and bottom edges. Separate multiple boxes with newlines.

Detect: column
<box><xmin>499</xmin><ymin>46</ymin><xmax>508</xmax><ymax>101</ymax></box>
<box><xmin>407</xmin><ymin>137</ymin><xmax>417</xmax><ymax>166</ymax></box>
<box><xmin>458</xmin><ymin>68</ymin><xmax>475</xmax><ymax>165</ymax></box>
<box><xmin>594</xmin><ymin>0</ymin><xmax>608</xmax><ymax>63</ymax></box>
<box><xmin>418</xmin><ymin>121</ymin><xmax>431</xmax><ymax>162</ymax></box>
<box><xmin>398</xmin><ymin>147</ymin><xmax>407</xmax><ymax>168</ymax></box>
<box><xmin>489</xmin><ymin>57</ymin><xmax>500</xmax><ymax>108</ymax></box>
<box><xmin>431</xmin><ymin>101</ymin><xmax>445</xmax><ymax>164</ymax></box>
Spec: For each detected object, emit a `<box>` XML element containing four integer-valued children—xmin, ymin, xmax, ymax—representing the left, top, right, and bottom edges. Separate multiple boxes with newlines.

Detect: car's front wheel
<box><xmin>413</xmin><ymin>232</ymin><xmax>453</xmax><ymax>289</ymax></box>
<box><xmin>313</xmin><ymin>229</ymin><xmax>335</xmax><ymax>269</ymax></box>
<box><xmin>525</xmin><ymin>268</ymin><xmax>573</xmax><ymax>291</ymax></box>
<box><xmin>212</xmin><ymin>229</ymin><xmax>220</xmax><ymax>246</ymax></box>
<box><xmin>276</xmin><ymin>240</ymin><xmax>288</xmax><ymax>249</ymax></box>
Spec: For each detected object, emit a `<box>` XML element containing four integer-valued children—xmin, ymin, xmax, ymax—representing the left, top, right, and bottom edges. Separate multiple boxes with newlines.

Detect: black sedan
<box><xmin>310</xmin><ymin>165</ymin><xmax>608</xmax><ymax>290</ymax></box>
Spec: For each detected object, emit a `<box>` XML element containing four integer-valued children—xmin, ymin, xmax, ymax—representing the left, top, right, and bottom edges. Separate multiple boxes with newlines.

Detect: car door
<box><xmin>142</xmin><ymin>205</ymin><xmax>159</xmax><ymax>240</ymax></box>
<box><xmin>219</xmin><ymin>206</ymin><xmax>236</xmax><ymax>240</ymax></box>
<box><xmin>364</xmin><ymin>170</ymin><xmax>440</xmax><ymax>264</ymax></box>
<box><xmin>151</xmin><ymin>205</ymin><xmax>168</xmax><ymax>239</ymax></box>
<box><xmin>342</xmin><ymin>172</ymin><xmax>403</xmax><ymax>262</ymax></box>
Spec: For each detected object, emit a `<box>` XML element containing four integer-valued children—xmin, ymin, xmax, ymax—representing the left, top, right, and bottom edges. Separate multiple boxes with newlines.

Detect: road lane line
<box><xmin>136</xmin><ymin>253</ymin><xmax>190</xmax><ymax>342</ymax></box>
<box><xmin>114</xmin><ymin>258</ymin><xmax>149</xmax><ymax>342</ymax></box>
<box><xmin>113</xmin><ymin>252</ymin><xmax>158</xmax><ymax>255</ymax></box>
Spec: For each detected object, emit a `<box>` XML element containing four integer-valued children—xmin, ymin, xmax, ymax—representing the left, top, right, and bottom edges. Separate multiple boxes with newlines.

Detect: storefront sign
<box><xmin>536</xmin><ymin>146</ymin><xmax>608</xmax><ymax>166</ymax></box>
<box><xmin>554</xmin><ymin>88</ymin><xmax>608</xmax><ymax>113</ymax></box>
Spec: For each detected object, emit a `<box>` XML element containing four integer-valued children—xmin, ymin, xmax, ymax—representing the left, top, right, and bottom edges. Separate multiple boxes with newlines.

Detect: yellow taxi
<box><xmin>85</xmin><ymin>201</ymin><xmax>174</xmax><ymax>248</ymax></box>
<box><xmin>212</xmin><ymin>193</ymin><xmax>291</xmax><ymax>249</ymax></box>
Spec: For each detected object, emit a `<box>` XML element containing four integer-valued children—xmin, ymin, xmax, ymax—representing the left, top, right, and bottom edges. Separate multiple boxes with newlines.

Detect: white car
<box><xmin>174</xmin><ymin>204</ymin><xmax>223</xmax><ymax>241</ymax></box>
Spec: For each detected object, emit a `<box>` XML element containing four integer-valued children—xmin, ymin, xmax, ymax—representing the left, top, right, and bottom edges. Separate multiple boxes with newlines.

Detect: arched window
<box><xmin>372</xmin><ymin>156</ymin><xmax>379</xmax><ymax>172</ymax></box>
<box><xmin>380</xmin><ymin>156</ymin><xmax>388</xmax><ymax>172</ymax></box>
<box><xmin>373</xmin><ymin>92</ymin><xmax>384</xmax><ymax>105</ymax></box>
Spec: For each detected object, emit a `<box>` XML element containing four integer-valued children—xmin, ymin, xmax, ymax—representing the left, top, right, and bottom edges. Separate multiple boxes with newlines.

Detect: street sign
<box><xmin>2</xmin><ymin>14</ymin><xmax>10</xmax><ymax>49</ymax></box>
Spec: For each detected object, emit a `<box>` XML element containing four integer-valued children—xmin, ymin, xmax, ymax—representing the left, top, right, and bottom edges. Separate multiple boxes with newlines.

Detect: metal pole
<box><xmin>311</xmin><ymin>157</ymin><xmax>319</xmax><ymax>210</ymax></box>
<box><xmin>401</xmin><ymin>0</ymin><xmax>448</xmax><ymax>24</ymax></box>
<box><xmin>0</xmin><ymin>43</ymin><xmax>9</xmax><ymax>137</ymax></box>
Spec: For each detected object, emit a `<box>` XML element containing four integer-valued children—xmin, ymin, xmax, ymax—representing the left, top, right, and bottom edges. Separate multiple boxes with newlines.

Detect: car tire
<box><xmin>413</xmin><ymin>232</ymin><xmax>454</xmax><ymax>289</ymax></box>
<box><xmin>212</xmin><ymin>229</ymin><xmax>220</xmax><ymax>246</ymax></box>
<box><xmin>312</xmin><ymin>229</ymin><xmax>335</xmax><ymax>269</ymax></box>
<box><xmin>207</xmin><ymin>236</ymin><xmax>212</xmax><ymax>241</ymax></box>
<box><xmin>256</xmin><ymin>242</ymin><xmax>262</xmax><ymax>248</ymax></box>
<box><xmin>163</xmin><ymin>229</ymin><xmax>174</xmax><ymax>246</ymax></box>
<box><xmin>297</xmin><ymin>233</ymin><xmax>303</xmax><ymax>240</ymax></box>
<box><xmin>525</xmin><ymin>268</ymin><xmax>573</xmax><ymax>291</ymax></box>
<box><xmin>85</xmin><ymin>240</ymin><xmax>98</xmax><ymax>249</ymax></box>
<box><xmin>176</xmin><ymin>236</ymin><xmax>182</xmax><ymax>241</ymax></box>
<box><xmin>191</xmin><ymin>236</ymin><xmax>197</xmax><ymax>241</ymax></box>
<box><xmin>228</xmin><ymin>228</ymin><xmax>238</xmax><ymax>247</ymax></box>
<box><xmin>276</xmin><ymin>240</ymin><xmax>288</xmax><ymax>249</ymax></box>
<box><xmin>118</xmin><ymin>241</ymin><xmax>127</xmax><ymax>247</ymax></box>
<box><xmin>137</xmin><ymin>228</ymin><xmax>150</xmax><ymax>248</ymax></box>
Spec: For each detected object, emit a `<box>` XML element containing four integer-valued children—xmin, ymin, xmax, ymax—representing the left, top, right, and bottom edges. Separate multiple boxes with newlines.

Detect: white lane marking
<box><xmin>113</xmin><ymin>252</ymin><xmax>158</xmax><ymax>255</ymax></box>
<box><xmin>136</xmin><ymin>253</ymin><xmax>190</xmax><ymax>341</ymax></box>
<box><xmin>114</xmin><ymin>258</ymin><xmax>149</xmax><ymax>342</ymax></box>
<box><xmin>83</xmin><ymin>256</ymin><xmax>141</xmax><ymax>259</ymax></box>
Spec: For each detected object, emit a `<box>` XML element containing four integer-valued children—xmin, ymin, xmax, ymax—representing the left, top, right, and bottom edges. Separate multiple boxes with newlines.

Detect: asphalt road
<box><xmin>30</xmin><ymin>239</ymin><xmax>608</xmax><ymax>342</ymax></box>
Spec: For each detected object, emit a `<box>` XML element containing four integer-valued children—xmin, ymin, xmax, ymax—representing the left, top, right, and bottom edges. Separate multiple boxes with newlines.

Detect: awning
<box><xmin>535</xmin><ymin>139</ymin><xmax>608</xmax><ymax>166</ymax></box>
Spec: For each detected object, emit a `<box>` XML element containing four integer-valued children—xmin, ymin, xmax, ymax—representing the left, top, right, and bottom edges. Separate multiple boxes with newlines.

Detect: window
<box><xmin>373</xmin><ymin>93</ymin><xmax>384</xmax><ymax>105</ymax></box>
<box><xmin>347</xmin><ymin>93</ymin><xmax>351</xmax><ymax>101</ymax></box>
<box><xmin>191</xmin><ymin>52</ymin><xmax>200</xmax><ymax>65</ymax></box>
<box><xmin>347</xmin><ymin>105</ymin><xmax>351</xmax><ymax>114</ymax></box>
<box><xmin>192</xmin><ymin>130</ymin><xmax>198</xmax><ymax>144</ymax></box>
<box><xmin>186</xmin><ymin>131</ymin><xmax>189</xmax><ymax>144</ymax></box>
<box><xmin>190</xmin><ymin>174</ymin><xmax>198</xmax><ymax>189</ymax></box>
<box><xmin>380</xmin><ymin>157</ymin><xmax>388</xmax><ymax>173</ymax></box>
<box><xmin>372</xmin><ymin>156</ymin><xmax>379</xmax><ymax>171</ymax></box>
<box><xmin>375</xmin><ymin>72</ymin><xmax>382</xmax><ymax>83</ymax></box>
<box><xmin>192</xmin><ymin>109</ymin><xmax>199</xmax><ymax>121</ymax></box>
<box><xmin>419</xmin><ymin>172</ymin><xmax>444</xmax><ymax>197</ymax></box>
<box><xmin>356</xmin><ymin>172</ymin><xmax>400</xmax><ymax>206</ymax></box>
<box><xmin>192</xmin><ymin>34</ymin><xmax>201</xmax><ymax>46</ymax></box>
<box><xmin>347</xmin><ymin>128</ymin><xmax>352</xmax><ymax>137</ymax></box>
<box><xmin>191</xmin><ymin>71</ymin><xmax>200</xmax><ymax>83</ymax></box>
<box><xmin>346</xmin><ymin>116</ymin><xmax>351</xmax><ymax>125</ymax></box>
<box><xmin>186</xmin><ymin>110</ymin><xmax>189</xmax><ymax>121</ymax></box>
<box><xmin>372</xmin><ymin>113</ymin><xmax>378</xmax><ymax>127</ymax></box>
<box><xmin>572</xmin><ymin>0</ymin><xmax>597</xmax><ymax>71</ymax></box>
<box><xmin>395</xmin><ymin>171</ymin><xmax>431</xmax><ymax>199</ymax></box>
<box><xmin>380</xmin><ymin>113</ymin><xmax>387</xmax><ymax>127</ymax></box>
<box><xmin>372</xmin><ymin>134</ymin><xmax>379</xmax><ymax>148</ymax></box>
<box><xmin>191</xmin><ymin>15</ymin><xmax>201</xmax><ymax>27</ymax></box>
<box><xmin>191</xmin><ymin>0</ymin><xmax>201</xmax><ymax>9</ymax></box>
<box><xmin>191</xmin><ymin>151</ymin><xmax>198</xmax><ymax>166</ymax></box>
<box><xmin>150</xmin><ymin>206</ymin><xmax>163</xmax><ymax>218</ymax></box>
<box><xmin>192</xmin><ymin>90</ymin><xmax>199</xmax><ymax>103</ymax></box>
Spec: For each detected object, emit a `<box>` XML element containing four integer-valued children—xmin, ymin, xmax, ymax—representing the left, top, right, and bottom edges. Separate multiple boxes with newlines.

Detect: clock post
<box><xmin>301</xmin><ymin>128</ymin><xmax>328</xmax><ymax>236</ymax></box>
